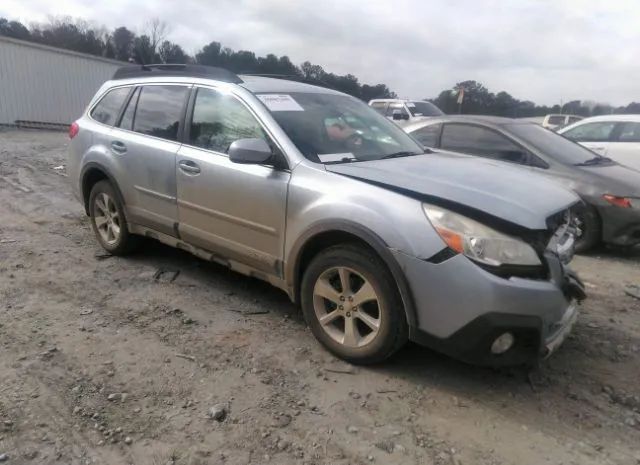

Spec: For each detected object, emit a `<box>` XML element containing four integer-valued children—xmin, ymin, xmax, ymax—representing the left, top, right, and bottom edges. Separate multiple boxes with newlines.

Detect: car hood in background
<box><xmin>326</xmin><ymin>152</ymin><xmax>579</xmax><ymax>230</ymax></box>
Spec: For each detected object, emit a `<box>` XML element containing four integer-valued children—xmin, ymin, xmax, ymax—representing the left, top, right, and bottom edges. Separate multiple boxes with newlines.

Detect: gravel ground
<box><xmin>0</xmin><ymin>129</ymin><xmax>639</xmax><ymax>465</ymax></box>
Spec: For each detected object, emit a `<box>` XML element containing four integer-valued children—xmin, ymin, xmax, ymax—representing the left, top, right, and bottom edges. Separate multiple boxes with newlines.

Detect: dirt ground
<box><xmin>0</xmin><ymin>129</ymin><xmax>639</xmax><ymax>465</ymax></box>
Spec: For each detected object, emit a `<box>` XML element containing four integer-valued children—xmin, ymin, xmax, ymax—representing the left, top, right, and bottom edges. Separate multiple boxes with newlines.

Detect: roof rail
<box><xmin>112</xmin><ymin>64</ymin><xmax>243</xmax><ymax>83</ymax></box>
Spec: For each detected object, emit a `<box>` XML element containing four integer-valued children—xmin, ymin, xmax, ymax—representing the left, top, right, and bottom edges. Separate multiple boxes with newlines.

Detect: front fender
<box><xmin>283</xmin><ymin>164</ymin><xmax>449</xmax><ymax>328</ymax></box>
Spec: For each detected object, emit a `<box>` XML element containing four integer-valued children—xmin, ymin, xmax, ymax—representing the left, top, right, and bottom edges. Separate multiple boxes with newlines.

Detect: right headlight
<box><xmin>423</xmin><ymin>203</ymin><xmax>542</xmax><ymax>267</ymax></box>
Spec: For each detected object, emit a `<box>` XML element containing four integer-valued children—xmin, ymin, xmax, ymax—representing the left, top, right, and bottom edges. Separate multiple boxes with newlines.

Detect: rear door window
<box><xmin>385</xmin><ymin>103</ymin><xmax>409</xmax><ymax>118</ymax></box>
<box><xmin>562</xmin><ymin>122</ymin><xmax>616</xmax><ymax>142</ymax></box>
<box><xmin>410</xmin><ymin>124</ymin><xmax>442</xmax><ymax>147</ymax></box>
<box><xmin>132</xmin><ymin>85</ymin><xmax>189</xmax><ymax>142</ymax></box>
<box><xmin>441</xmin><ymin>123</ymin><xmax>529</xmax><ymax>164</ymax></box>
<box><xmin>118</xmin><ymin>87</ymin><xmax>140</xmax><ymax>131</ymax></box>
<box><xmin>547</xmin><ymin>115</ymin><xmax>565</xmax><ymax>125</ymax></box>
<box><xmin>616</xmin><ymin>122</ymin><xmax>640</xmax><ymax>142</ymax></box>
<box><xmin>90</xmin><ymin>87</ymin><xmax>131</xmax><ymax>126</ymax></box>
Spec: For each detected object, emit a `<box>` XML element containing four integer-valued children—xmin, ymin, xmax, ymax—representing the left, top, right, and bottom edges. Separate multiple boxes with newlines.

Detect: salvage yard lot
<box><xmin>0</xmin><ymin>129</ymin><xmax>639</xmax><ymax>465</ymax></box>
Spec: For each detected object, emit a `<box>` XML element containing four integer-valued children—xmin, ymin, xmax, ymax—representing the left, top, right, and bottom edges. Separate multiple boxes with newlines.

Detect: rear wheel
<box><xmin>573</xmin><ymin>204</ymin><xmax>601</xmax><ymax>253</ymax></box>
<box><xmin>301</xmin><ymin>244</ymin><xmax>408</xmax><ymax>364</ymax></box>
<box><xmin>89</xmin><ymin>180</ymin><xmax>139</xmax><ymax>255</ymax></box>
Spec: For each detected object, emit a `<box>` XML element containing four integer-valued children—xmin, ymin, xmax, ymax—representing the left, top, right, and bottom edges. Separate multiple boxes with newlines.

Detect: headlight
<box><xmin>423</xmin><ymin>204</ymin><xmax>541</xmax><ymax>267</ymax></box>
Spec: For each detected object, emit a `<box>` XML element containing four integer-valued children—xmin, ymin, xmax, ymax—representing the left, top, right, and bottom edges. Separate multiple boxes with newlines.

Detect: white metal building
<box><xmin>0</xmin><ymin>36</ymin><xmax>123</xmax><ymax>127</ymax></box>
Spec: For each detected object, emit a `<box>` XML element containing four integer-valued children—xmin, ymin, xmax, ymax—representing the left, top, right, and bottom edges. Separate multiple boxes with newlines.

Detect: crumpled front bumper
<box><xmin>394</xmin><ymin>249</ymin><xmax>586</xmax><ymax>366</ymax></box>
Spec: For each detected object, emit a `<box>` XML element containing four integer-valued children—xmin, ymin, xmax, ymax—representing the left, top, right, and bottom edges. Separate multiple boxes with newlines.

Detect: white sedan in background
<box><xmin>558</xmin><ymin>115</ymin><xmax>640</xmax><ymax>170</ymax></box>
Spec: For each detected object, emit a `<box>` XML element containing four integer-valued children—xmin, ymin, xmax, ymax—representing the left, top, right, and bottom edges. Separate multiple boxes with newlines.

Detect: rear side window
<box><xmin>118</xmin><ymin>87</ymin><xmax>140</xmax><ymax>131</ymax></box>
<box><xmin>90</xmin><ymin>87</ymin><xmax>130</xmax><ymax>126</ymax></box>
<box><xmin>562</xmin><ymin>122</ymin><xmax>616</xmax><ymax>142</ymax></box>
<box><xmin>441</xmin><ymin>123</ymin><xmax>528</xmax><ymax>164</ymax></box>
<box><xmin>547</xmin><ymin>116</ymin><xmax>565</xmax><ymax>125</ymax></box>
<box><xmin>410</xmin><ymin>124</ymin><xmax>442</xmax><ymax>147</ymax></box>
<box><xmin>132</xmin><ymin>85</ymin><xmax>189</xmax><ymax>141</ymax></box>
<box><xmin>617</xmin><ymin>122</ymin><xmax>640</xmax><ymax>142</ymax></box>
<box><xmin>386</xmin><ymin>103</ymin><xmax>409</xmax><ymax>118</ymax></box>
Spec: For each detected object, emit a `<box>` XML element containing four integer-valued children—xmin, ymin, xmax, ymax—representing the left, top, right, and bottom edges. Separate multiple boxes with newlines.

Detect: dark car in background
<box><xmin>405</xmin><ymin>115</ymin><xmax>640</xmax><ymax>252</ymax></box>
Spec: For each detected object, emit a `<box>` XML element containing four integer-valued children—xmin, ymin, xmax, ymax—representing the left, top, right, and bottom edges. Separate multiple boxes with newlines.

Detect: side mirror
<box><xmin>228</xmin><ymin>138</ymin><xmax>273</xmax><ymax>165</ymax></box>
<box><xmin>392</xmin><ymin>110</ymin><xmax>408</xmax><ymax>121</ymax></box>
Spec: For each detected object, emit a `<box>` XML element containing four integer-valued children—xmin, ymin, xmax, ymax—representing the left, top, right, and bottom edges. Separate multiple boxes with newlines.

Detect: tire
<box><xmin>300</xmin><ymin>244</ymin><xmax>408</xmax><ymax>364</ymax></box>
<box><xmin>88</xmin><ymin>180</ymin><xmax>139</xmax><ymax>255</ymax></box>
<box><xmin>573</xmin><ymin>204</ymin><xmax>601</xmax><ymax>254</ymax></box>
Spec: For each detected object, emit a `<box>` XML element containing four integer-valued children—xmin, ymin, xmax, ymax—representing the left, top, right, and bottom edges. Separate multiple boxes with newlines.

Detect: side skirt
<box><xmin>129</xmin><ymin>224</ymin><xmax>293</xmax><ymax>300</ymax></box>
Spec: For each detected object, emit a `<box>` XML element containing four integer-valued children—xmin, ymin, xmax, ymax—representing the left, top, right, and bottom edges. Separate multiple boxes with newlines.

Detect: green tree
<box><xmin>0</xmin><ymin>18</ymin><xmax>31</xmax><ymax>40</ymax></box>
<box><xmin>112</xmin><ymin>26</ymin><xmax>135</xmax><ymax>61</ymax></box>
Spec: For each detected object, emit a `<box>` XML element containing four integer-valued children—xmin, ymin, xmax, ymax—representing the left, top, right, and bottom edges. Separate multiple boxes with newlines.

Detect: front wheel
<box><xmin>300</xmin><ymin>244</ymin><xmax>408</xmax><ymax>364</ymax></box>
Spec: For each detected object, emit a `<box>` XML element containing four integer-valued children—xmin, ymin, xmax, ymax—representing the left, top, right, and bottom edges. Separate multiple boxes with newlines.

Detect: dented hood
<box><xmin>325</xmin><ymin>152</ymin><xmax>579</xmax><ymax>230</ymax></box>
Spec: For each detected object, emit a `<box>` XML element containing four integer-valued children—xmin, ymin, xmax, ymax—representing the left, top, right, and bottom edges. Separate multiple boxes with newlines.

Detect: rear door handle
<box><xmin>178</xmin><ymin>160</ymin><xmax>201</xmax><ymax>175</ymax></box>
<box><xmin>111</xmin><ymin>140</ymin><xmax>127</xmax><ymax>154</ymax></box>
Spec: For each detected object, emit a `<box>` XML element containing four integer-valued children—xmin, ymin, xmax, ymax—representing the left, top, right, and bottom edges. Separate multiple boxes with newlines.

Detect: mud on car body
<box><xmin>68</xmin><ymin>64</ymin><xmax>586</xmax><ymax>366</ymax></box>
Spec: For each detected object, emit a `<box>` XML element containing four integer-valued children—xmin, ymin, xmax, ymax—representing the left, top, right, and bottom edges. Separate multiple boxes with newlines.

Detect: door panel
<box><xmin>111</xmin><ymin>129</ymin><xmax>181</xmax><ymax>235</ymax></box>
<box><xmin>111</xmin><ymin>84</ymin><xmax>190</xmax><ymax>235</ymax></box>
<box><xmin>176</xmin><ymin>86</ymin><xmax>289</xmax><ymax>274</ymax></box>
<box><xmin>607</xmin><ymin>122</ymin><xmax>640</xmax><ymax>170</ymax></box>
<box><xmin>176</xmin><ymin>145</ymin><xmax>289</xmax><ymax>273</ymax></box>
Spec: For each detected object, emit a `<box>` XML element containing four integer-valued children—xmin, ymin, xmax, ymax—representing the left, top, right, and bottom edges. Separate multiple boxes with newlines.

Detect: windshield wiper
<box><xmin>381</xmin><ymin>149</ymin><xmax>431</xmax><ymax>160</ymax></box>
<box><xmin>575</xmin><ymin>156</ymin><xmax>613</xmax><ymax>166</ymax></box>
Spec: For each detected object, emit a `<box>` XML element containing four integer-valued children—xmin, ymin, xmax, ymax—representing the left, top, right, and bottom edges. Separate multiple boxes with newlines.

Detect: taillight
<box><xmin>69</xmin><ymin>121</ymin><xmax>79</xmax><ymax>139</ymax></box>
<box><xmin>603</xmin><ymin>194</ymin><xmax>632</xmax><ymax>208</ymax></box>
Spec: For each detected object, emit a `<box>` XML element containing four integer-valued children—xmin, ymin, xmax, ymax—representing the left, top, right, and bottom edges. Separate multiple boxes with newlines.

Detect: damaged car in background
<box><xmin>68</xmin><ymin>64</ymin><xmax>586</xmax><ymax>367</ymax></box>
<box><xmin>405</xmin><ymin>115</ymin><xmax>640</xmax><ymax>252</ymax></box>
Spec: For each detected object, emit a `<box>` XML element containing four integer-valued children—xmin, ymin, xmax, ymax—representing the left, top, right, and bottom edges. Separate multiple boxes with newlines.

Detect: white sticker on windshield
<box><xmin>406</xmin><ymin>102</ymin><xmax>416</xmax><ymax>107</ymax></box>
<box><xmin>317</xmin><ymin>153</ymin><xmax>355</xmax><ymax>163</ymax></box>
<box><xmin>257</xmin><ymin>94</ymin><xmax>304</xmax><ymax>112</ymax></box>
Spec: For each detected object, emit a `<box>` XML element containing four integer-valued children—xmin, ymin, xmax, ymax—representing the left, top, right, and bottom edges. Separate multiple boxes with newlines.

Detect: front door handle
<box><xmin>178</xmin><ymin>160</ymin><xmax>201</xmax><ymax>175</ymax></box>
<box><xmin>111</xmin><ymin>140</ymin><xmax>127</xmax><ymax>154</ymax></box>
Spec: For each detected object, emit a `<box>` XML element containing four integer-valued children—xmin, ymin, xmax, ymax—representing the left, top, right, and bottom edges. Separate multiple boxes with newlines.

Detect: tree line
<box><xmin>431</xmin><ymin>80</ymin><xmax>640</xmax><ymax>118</ymax></box>
<box><xmin>1</xmin><ymin>16</ymin><xmax>638</xmax><ymax>115</ymax></box>
<box><xmin>0</xmin><ymin>16</ymin><xmax>395</xmax><ymax>102</ymax></box>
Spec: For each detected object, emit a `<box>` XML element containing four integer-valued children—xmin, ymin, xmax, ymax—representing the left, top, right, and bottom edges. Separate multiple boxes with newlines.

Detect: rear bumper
<box><xmin>394</xmin><ymin>250</ymin><xmax>585</xmax><ymax>366</ymax></box>
<box><xmin>599</xmin><ymin>203</ymin><xmax>640</xmax><ymax>246</ymax></box>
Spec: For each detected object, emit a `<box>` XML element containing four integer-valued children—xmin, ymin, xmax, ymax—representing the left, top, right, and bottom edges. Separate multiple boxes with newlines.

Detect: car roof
<box><xmin>404</xmin><ymin>114</ymin><xmax>533</xmax><ymax>132</ymax></box>
<box><xmin>369</xmin><ymin>98</ymin><xmax>424</xmax><ymax>103</ymax></box>
<box><xmin>568</xmin><ymin>114</ymin><xmax>640</xmax><ymax>123</ymax></box>
<box><xmin>106</xmin><ymin>66</ymin><xmax>347</xmax><ymax>97</ymax></box>
<box><xmin>545</xmin><ymin>114</ymin><xmax>582</xmax><ymax>118</ymax></box>
<box><xmin>238</xmin><ymin>75</ymin><xmax>345</xmax><ymax>95</ymax></box>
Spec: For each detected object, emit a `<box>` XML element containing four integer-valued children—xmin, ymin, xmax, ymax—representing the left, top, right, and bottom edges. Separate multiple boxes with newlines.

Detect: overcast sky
<box><xmin>2</xmin><ymin>0</ymin><xmax>639</xmax><ymax>105</ymax></box>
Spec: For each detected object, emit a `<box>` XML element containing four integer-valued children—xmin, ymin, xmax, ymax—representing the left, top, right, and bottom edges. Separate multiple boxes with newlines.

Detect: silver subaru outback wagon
<box><xmin>68</xmin><ymin>64</ymin><xmax>586</xmax><ymax>366</ymax></box>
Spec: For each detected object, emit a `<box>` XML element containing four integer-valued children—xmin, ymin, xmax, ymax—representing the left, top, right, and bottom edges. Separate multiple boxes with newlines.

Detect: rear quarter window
<box><xmin>547</xmin><ymin>116</ymin><xmax>565</xmax><ymax>125</ymax></box>
<box><xmin>90</xmin><ymin>87</ymin><xmax>131</xmax><ymax>126</ymax></box>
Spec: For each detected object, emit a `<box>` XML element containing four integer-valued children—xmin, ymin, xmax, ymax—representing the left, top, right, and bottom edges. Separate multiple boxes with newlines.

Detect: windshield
<box><xmin>506</xmin><ymin>123</ymin><xmax>600</xmax><ymax>165</ymax></box>
<box><xmin>407</xmin><ymin>101</ymin><xmax>444</xmax><ymax>117</ymax></box>
<box><xmin>257</xmin><ymin>92</ymin><xmax>425</xmax><ymax>163</ymax></box>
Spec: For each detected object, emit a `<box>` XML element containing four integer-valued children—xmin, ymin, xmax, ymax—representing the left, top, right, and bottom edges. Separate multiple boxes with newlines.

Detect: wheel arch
<box><xmin>287</xmin><ymin>221</ymin><xmax>417</xmax><ymax>329</ymax></box>
<box><xmin>80</xmin><ymin>162</ymin><xmax>127</xmax><ymax>216</ymax></box>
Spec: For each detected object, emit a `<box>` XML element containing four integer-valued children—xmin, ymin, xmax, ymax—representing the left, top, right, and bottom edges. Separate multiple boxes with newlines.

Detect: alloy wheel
<box><xmin>312</xmin><ymin>266</ymin><xmax>381</xmax><ymax>348</ymax></box>
<box><xmin>93</xmin><ymin>192</ymin><xmax>121</xmax><ymax>245</ymax></box>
